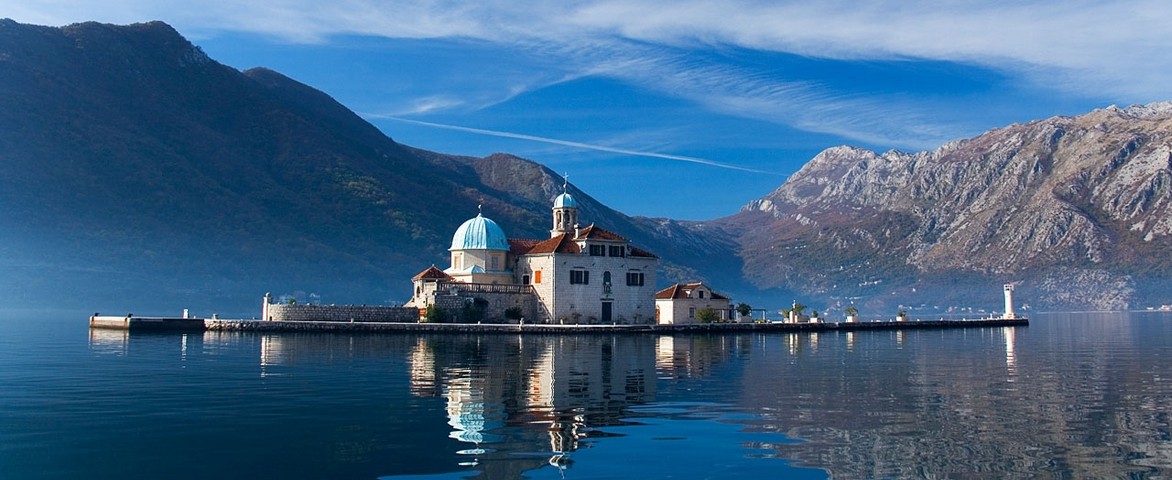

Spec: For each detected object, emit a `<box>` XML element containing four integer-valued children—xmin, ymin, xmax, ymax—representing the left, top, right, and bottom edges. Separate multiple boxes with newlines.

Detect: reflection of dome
<box><xmin>450</xmin><ymin>214</ymin><xmax>509</xmax><ymax>251</ymax></box>
<box><xmin>446</xmin><ymin>379</ymin><xmax>504</xmax><ymax>445</ymax></box>
<box><xmin>553</xmin><ymin>192</ymin><xmax>577</xmax><ymax>209</ymax></box>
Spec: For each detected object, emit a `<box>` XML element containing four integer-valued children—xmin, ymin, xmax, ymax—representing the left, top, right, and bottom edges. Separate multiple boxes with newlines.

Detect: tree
<box><xmin>423</xmin><ymin>304</ymin><xmax>448</xmax><ymax>323</ymax></box>
<box><xmin>844</xmin><ymin>306</ymin><xmax>859</xmax><ymax>317</ymax></box>
<box><xmin>792</xmin><ymin>303</ymin><xmax>807</xmax><ymax>316</ymax></box>
<box><xmin>696</xmin><ymin>307</ymin><xmax>719</xmax><ymax>324</ymax></box>
<box><xmin>736</xmin><ymin>303</ymin><xmax>752</xmax><ymax>317</ymax></box>
<box><xmin>462</xmin><ymin>298</ymin><xmax>489</xmax><ymax>323</ymax></box>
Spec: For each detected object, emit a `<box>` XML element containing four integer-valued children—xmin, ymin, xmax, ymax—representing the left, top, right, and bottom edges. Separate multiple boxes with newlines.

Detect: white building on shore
<box><xmin>406</xmin><ymin>186</ymin><xmax>659</xmax><ymax>324</ymax></box>
<box><xmin>654</xmin><ymin>282</ymin><xmax>732</xmax><ymax>324</ymax></box>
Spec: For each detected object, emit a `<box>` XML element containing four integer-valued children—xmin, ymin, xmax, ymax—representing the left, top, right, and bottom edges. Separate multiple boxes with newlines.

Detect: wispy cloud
<box><xmin>12</xmin><ymin>1</ymin><xmax>1172</xmax><ymax>148</ymax></box>
<box><xmin>371</xmin><ymin>115</ymin><xmax>781</xmax><ymax>174</ymax></box>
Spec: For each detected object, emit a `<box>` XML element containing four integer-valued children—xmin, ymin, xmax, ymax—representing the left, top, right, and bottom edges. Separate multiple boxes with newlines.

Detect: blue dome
<box><xmin>450</xmin><ymin>214</ymin><xmax>510</xmax><ymax>251</ymax></box>
<box><xmin>554</xmin><ymin>192</ymin><xmax>577</xmax><ymax>208</ymax></box>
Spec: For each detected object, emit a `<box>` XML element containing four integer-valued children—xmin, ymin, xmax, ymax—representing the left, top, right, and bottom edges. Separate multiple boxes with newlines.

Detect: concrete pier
<box><xmin>89</xmin><ymin>315</ymin><xmax>207</xmax><ymax>331</ymax></box>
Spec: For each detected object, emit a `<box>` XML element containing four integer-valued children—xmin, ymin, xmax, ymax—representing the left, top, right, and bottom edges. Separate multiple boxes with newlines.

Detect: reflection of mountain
<box><xmin>733</xmin><ymin>318</ymin><xmax>1172</xmax><ymax>478</ymax></box>
<box><xmin>406</xmin><ymin>335</ymin><xmax>657</xmax><ymax>477</ymax></box>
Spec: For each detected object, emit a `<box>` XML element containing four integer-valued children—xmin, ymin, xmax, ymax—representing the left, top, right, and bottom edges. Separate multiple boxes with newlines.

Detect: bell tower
<box><xmin>551</xmin><ymin>174</ymin><xmax>578</xmax><ymax>237</ymax></box>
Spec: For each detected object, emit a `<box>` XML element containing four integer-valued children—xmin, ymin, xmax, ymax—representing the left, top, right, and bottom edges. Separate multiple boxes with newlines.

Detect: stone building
<box><xmin>654</xmin><ymin>282</ymin><xmax>732</xmax><ymax>324</ymax></box>
<box><xmin>406</xmin><ymin>188</ymin><xmax>659</xmax><ymax>324</ymax></box>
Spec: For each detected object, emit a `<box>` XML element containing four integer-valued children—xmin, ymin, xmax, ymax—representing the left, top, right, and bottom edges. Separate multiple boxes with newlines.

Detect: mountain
<box><xmin>0</xmin><ymin>19</ymin><xmax>736</xmax><ymax>314</ymax></box>
<box><xmin>716</xmin><ymin>104</ymin><xmax>1172</xmax><ymax>311</ymax></box>
<box><xmin>5</xmin><ymin>19</ymin><xmax>1171</xmax><ymax>315</ymax></box>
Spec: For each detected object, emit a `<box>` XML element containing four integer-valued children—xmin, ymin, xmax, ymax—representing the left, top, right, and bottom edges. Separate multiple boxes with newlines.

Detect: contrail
<box><xmin>370</xmin><ymin>115</ymin><xmax>779</xmax><ymax>175</ymax></box>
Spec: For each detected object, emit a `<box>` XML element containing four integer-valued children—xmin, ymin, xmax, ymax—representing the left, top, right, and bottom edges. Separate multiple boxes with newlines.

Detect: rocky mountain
<box><xmin>0</xmin><ymin>19</ymin><xmax>735</xmax><ymax>313</ymax></box>
<box><xmin>719</xmin><ymin>104</ymin><xmax>1172</xmax><ymax>311</ymax></box>
<box><xmin>4</xmin><ymin>19</ymin><xmax>1171</xmax><ymax>315</ymax></box>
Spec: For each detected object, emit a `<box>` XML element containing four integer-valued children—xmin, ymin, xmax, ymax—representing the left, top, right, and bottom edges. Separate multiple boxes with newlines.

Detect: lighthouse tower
<box><xmin>1003</xmin><ymin>284</ymin><xmax>1016</xmax><ymax>319</ymax></box>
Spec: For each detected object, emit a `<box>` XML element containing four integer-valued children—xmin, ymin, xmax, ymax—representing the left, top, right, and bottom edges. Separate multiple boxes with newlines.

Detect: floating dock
<box><xmin>90</xmin><ymin>315</ymin><xmax>1027</xmax><ymax>334</ymax></box>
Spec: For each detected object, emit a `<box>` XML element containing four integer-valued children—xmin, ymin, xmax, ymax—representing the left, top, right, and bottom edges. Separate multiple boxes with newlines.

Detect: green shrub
<box><xmin>696</xmin><ymin>307</ymin><xmax>719</xmax><ymax>324</ymax></box>
<box><xmin>462</xmin><ymin>298</ymin><xmax>489</xmax><ymax>323</ymax></box>
<box><xmin>423</xmin><ymin>304</ymin><xmax>448</xmax><ymax>323</ymax></box>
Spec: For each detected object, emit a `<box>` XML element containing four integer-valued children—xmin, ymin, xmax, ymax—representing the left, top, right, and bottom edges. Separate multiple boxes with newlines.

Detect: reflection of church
<box><xmin>407</xmin><ymin>335</ymin><xmax>658</xmax><ymax>475</ymax></box>
<box><xmin>406</xmin><ymin>185</ymin><xmax>659</xmax><ymax>324</ymax></box>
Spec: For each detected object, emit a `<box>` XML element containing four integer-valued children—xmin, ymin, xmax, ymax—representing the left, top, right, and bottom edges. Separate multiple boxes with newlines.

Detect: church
<box><xmin>405</xmin><ymin>188</ymin><xmax>659</xmax><ymax>324</ymax></box>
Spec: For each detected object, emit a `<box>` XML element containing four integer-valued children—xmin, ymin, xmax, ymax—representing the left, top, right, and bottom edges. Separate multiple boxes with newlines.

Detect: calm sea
<box><xmin>1</xmin><ymin>311</ymin><xmax>1169</xmax><ymax>479</ymax></box>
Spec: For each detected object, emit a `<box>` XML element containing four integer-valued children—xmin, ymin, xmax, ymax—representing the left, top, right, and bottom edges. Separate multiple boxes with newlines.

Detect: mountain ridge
<box><xmin>720</xmin><ymin>102</ymin><xmax>1172</xmax><ymax>310</ymax></box>
<box><xmin>4</xmin><ymin>19</ymin><xmax>1172</xmax><ymax>314</ymax></box>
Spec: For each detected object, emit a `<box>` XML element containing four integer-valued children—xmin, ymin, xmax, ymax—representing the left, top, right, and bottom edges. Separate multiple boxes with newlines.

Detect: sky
<box><xmin>8</xmin><ymin>1</ymin><xmax>1172</xmax><ymax>220</ymax></box>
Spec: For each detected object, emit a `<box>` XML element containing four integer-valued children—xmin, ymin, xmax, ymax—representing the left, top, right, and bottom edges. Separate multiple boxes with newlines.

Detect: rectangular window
<box><xmin>626</xmin><ymin>271</ymin><xmax>644</xmax><ymax>286</ymax></box>
<box><xmin>570</xmin><ymin>270</ymin><xmax>590</xmax><ymax>285</ymax></box>
<box><xmin>522</xmin><ymin>274</ymin><xmax>530</xmax><ymax>285</ymax></box>
<box><xmin>609</xmin><ymin>245</ymin><xmax>625</xmax><ymax>257</ymax></box>
<box><xmin>689</xmin><ymin>307</ymin><xmax>695</xmax><ymax>318</ymax></box>
<box><xmin>534</xmin><ymin>270</ymin><xmax>542</xmax><ymax>284</ymax></box>
<box><xmin>589</xmin><ymin>245</ymin><xmax>605</xmax><ymax>256</ymax></box>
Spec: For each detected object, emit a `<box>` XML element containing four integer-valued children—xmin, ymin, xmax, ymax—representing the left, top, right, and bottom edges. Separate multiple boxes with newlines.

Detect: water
<box><xmin>1</xmin><ymin>311</ymin><xmax>1169</xmax><ymax>479</ymax></box>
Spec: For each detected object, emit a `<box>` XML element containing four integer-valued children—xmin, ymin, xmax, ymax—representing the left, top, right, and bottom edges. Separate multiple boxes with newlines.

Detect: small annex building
<box><xmin>406</xmin><ymin>185</ymin><xmax>659</xmax><ymax>324</ymax></box>
<box><xmin>655</xmin><ymin>282</ymin><xmax>732</xmax><ymax>325</ymax></box>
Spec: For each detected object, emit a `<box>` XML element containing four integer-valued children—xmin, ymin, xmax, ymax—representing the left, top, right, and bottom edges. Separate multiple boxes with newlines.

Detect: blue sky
<box><xmin>10</xmin><ymin>1</ymin><xmax>1172</xmax><ymax>220</ymax></box>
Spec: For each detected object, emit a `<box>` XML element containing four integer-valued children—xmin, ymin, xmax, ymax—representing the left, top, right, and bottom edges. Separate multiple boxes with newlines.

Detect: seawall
<box><xmin>263</xmin><ymin>304</ymin><xmax>417</xmax><ymax>322</ymax></box>
<box><xmin>200</xmin><ymin>318</ymin><xmax>1028</xmax><ymax>334</ymax></box>
<box><xmin>91</xmin><ymin>314</ymin><xmax>1027</xmax><ymax>334</ymax></box>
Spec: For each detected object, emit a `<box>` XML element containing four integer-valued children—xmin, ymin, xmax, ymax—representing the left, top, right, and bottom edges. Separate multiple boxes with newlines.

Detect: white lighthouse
<box><xmin>1003</xmin><ymin>284</ymin><xmax>1016</xmax><ymax>319</ymax></box>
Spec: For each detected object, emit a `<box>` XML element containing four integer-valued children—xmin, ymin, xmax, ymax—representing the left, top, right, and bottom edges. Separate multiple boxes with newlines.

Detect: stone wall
<box><xmin>266</xmin><ymin>304</ymin><xmax>418</xmax><ymax>323</ymax></box>
<box><xmin>420</xmin><ymin>285</ymin><xmax>540</xmax><ymax>323</ymax></box>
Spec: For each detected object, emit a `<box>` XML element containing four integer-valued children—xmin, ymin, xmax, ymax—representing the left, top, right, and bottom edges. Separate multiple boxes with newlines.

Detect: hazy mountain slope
<box><xmin>720</xmin><ymin>104</ymin><xmax>1172</xmax><ymax>310</ymax></box>
<box><xmin>0</xmin><ymin>20</ymin><xmax>740</xmax><ymax>313</ymax></box>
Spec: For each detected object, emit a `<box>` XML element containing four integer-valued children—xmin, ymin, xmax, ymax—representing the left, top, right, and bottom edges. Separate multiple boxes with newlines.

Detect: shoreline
<box><xmin>90</xmin><ymin>315</ymin><xmax>1028</xmax><ymax>334</ymax></box>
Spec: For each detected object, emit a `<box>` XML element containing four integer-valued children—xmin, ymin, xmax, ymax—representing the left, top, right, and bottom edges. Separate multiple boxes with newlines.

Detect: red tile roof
<box><xmin>655</xmin><ymin>282</ymin><xmax>728</xmax><ymax>300</ymax></box>
<box><xmin>575</xmin><ymin>224</ymin><xmax>627</xmax><ymax>242</ymax></box>
<box><xmin>508</xmin><ymin>238</ymin><xmax>541</xmax><ymax>253</ymax></box>
<box><xmin>512</xmin><ymin>234</ymin><xmax>581</xmax><ymax>255</ymax></box>
<box><xmin>629</xmin><ymin>246</ymin><xmax>658</xmax><ymax>258</ymax></box>
<box><xmin>655</xmin><ymin>284</ymin><xmax>684</xmax><ymax>299</ymax></box>
<box><xmin>412</xmin><ymin>265</ymin><xmax>452</xmax><ymax>281</ymax></box>
<box><xmin>510</xmin><ymin>224</ymin><xmax>656</xmax><ymax>257</ymax></box>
